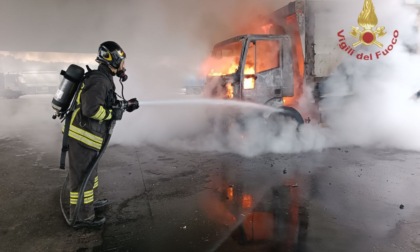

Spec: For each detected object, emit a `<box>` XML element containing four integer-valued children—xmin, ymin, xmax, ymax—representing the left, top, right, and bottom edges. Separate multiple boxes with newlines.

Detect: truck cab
<box><xmin>202</xmin><ymin>0</ymin><xmax>348</xmax><ymax>125</ymax></box>
<box><xmin>205</xmin><ymin>34</ymin><xmax>294</xmax><ymax>106</ymax></box>
<box><xmin>203</xmin><ymin>32</ymin><xmax>305</xmax><ymax>127</ymax></box>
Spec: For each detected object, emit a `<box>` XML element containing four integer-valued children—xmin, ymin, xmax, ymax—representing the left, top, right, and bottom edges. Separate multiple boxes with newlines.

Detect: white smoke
<box><xmin>0</xmin><ymin>51</ymin><xmax>95</xmax><ymax>65</ymax></box>
<box><xmin>316</xmin><ymin>1</ymin><xmax>420</xmax><ymax>151</ymax></box>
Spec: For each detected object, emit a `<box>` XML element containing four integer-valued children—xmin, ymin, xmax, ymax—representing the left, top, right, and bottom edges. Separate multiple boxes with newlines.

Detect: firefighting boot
<box><xmin>73</xmin><ymin>216</ymin><xmax>106</xmax><ymax>229</ymax></box>
<box><xmin>93</xmin><ymin>199</ymin><xmax>110</xmax><ymax>209</ymax></box>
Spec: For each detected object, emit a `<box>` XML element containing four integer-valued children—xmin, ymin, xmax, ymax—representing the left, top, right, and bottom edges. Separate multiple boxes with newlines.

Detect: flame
<box><xmin>357</xmin><ymin>0</ymin><xmax>378</xmax><ymax>30</ymax></box>
<box><xmin>226</xmin><ymin>83</ymin><xmax>234</xmax><ymax>99</ymax></box>
<box><xmin>243</xmin><ymin>66</ymin><xmax>255</xmax><ymax>90</ymax></box>
<box><xmin>242</xmin><ymin>194</ymin><xmax>253</xmax><ymax>209</ymax></box>
<box><xmin>205</xmin><ymin>58</ymin><xmax>256</xmax><ymax>98</ymax></box>
<box><xmin>227</xmin><ymin>186</ymin><xmax>234</xmax><ymax>200</ymax></box>
<box><xmin>261</xmin><ymin>23</ymin><xmax>274</xmax><ymax>34</ymax></box>
<box><xmin>204</xmin><ymin>56</ymin><xmax>238</xmax><ymax>77</ymax></box>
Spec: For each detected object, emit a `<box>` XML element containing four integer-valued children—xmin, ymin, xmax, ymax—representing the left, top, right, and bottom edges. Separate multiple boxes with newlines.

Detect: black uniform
<box><xmin>67</xmin><ymin>64</ymin><xmax>116</xmax><ymax>221</ymax></box>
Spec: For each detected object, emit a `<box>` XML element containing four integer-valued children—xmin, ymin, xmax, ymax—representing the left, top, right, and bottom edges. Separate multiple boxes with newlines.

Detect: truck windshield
<box><xmin>202</xmin><ymin>41</ymin><xmax>243</xmax><ymax>76</ymax></box>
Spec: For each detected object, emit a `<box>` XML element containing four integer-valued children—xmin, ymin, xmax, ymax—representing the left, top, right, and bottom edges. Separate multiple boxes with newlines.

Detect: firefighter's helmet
<box><xmin>96</xmin><ymin>41</ymin><xmax>126</xmax><ymax>69</ymax></box>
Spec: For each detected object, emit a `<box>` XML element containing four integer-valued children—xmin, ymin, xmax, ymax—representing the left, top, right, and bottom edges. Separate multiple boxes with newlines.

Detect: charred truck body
<box><xmin>203</xmin><ymin>0</ymin><xmax>343</xmax><ymax>123</ymax></box>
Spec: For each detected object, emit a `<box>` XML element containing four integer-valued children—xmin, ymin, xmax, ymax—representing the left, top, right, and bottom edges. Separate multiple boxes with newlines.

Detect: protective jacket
<box><xmin>66</xmin><ymin>64</ymin><xmax>117</xmax><ymax>150</ymax></box>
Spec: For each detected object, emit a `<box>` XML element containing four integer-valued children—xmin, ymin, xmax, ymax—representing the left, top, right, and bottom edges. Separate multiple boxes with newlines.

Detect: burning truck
<box><xmin>200</xmin><ymin>0</ymin><xmax>362</xmax><ymax>127</ymax></box>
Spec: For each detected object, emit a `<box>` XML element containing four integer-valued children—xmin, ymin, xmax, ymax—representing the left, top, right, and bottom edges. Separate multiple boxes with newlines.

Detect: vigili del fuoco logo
<box><xmin>337</xmin><ymin>0</ymin><xmax>399</xmax><ymax>60</ymax></box>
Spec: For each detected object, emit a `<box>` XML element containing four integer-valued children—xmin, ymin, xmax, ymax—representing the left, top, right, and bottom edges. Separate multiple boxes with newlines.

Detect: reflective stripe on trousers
<box><xmin>70</xmin><ymin>176</ymin><xmax>99</xmax><ymax>205</ymax></box>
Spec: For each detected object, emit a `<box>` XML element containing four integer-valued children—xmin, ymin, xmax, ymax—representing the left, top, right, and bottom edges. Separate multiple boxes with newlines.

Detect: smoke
<box><xmin>321</xmin><ymin>56</ymin><xmax>420</xmax><ymax>150</ymax></box>
<box><xmin>315</xmin><ymin>0</ymin><xmax>420</xmax><ymax>151</ymax></box>
<box><xmin>0</xmin><ymin>51</ymin><xmax>96</xmax><ymax>65</ymax></box>
<box><xmin>0</xmin><ymin>95</ymin><xmax>62</xmax><ymax>154</ymax></box>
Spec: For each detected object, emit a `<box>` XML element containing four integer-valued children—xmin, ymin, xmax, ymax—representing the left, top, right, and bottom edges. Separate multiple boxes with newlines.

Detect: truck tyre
<box><xmin>267</xmin><ymin>106</ymin><xmax>304</xmax><ymax>136</ymax></box>
<box><xmin>278</xmin><ymin>106</ymin><xmax>304</xmax><ymax>125</ymax></box>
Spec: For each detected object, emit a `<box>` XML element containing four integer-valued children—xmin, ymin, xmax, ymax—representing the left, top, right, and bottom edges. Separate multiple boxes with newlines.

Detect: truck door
<box><xmin>241</xmin><ymin>36</ymin><xmax>293</xmax><ymax>104</ymax></box>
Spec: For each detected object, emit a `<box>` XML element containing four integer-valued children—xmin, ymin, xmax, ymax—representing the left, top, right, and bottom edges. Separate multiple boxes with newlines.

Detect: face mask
<box><xmin>116</xmin><ymin>67</ymin><xmax>128</xmax><ymax>82</ymax></box>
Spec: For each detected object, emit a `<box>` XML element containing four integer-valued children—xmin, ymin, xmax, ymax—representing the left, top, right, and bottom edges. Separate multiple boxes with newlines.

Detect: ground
<box><xmin>1</xmin><ymin>136</ymin><xmax>420</xmax><ymax>252</ymax></box>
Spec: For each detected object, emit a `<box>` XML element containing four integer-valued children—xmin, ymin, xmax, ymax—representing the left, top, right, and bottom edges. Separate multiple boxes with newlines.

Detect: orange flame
<box><xmin>202</xmin><ymin>56</ymin><xmax>238</xmax><ymax>77</ymax></box>
<box><xmin>242</xmin><ymin>194</ymin><xmax>253</xmax><ymax>209</ymax></box>
<box><xmin>203</xmin><ymin>57</ymin><xmax>256</xmax><ymax>98</ymax></box>
<box><xmin>227</xmin><ymin>186</ymin><xmax>234</xmax><ymax>200</ymax></box>
<box><xmin>243</xmin><ymin>66</ymin><xmax>255</xmax><ymax>90</ymax></box>
<box><xmin>226</xmin><ymin>83</ymin><xmax>234</xmax><ymax>99</ymax></box>
<box><xmin>261</xmin><ymin>23</ymin><xmax>274</xmax><ymax>34</ymax></box>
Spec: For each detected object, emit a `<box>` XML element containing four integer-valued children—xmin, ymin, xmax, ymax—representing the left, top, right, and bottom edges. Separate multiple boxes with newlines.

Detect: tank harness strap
<box><xmin>60</xmin><ymin>112</ymin><xmax>72</xmax><ymax>169</ymax></box>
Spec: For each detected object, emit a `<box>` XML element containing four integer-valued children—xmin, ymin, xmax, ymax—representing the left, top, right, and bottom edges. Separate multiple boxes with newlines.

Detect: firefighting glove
<box><xmin>112</xmin><ymin>107</ymin><xmax>124</xmax><ymax>120</ymax></box>
<box><xmin>126</xmin><ymin>98</ymin><xmax>139</xmax><ymax>112</ymax></box>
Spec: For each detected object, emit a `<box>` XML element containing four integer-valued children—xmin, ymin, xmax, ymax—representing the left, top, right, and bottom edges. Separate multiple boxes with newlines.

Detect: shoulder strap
<box><xmin>59</xmin><ymin>111</ymin><xmax>72</xmax><ymax>169</ymax></box>
<box><xmin>84</xmin><ymin>65</ymin><xmax>108</xmax><ymax>79</ymax></box>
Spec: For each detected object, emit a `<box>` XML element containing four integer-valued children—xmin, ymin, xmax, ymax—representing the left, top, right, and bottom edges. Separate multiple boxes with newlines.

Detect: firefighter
<box><xmin>67</xmin><ymin>41</ymin><xmax>139</xmax><ymax>228</ymax></box>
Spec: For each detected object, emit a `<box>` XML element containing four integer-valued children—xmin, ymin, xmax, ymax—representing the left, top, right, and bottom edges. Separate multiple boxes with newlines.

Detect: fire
<box><xmin>261</xmin><ymin>23</ymin><xmax>274</xmax><ymax>34</ymax></box>
<box><xmin>204</xmin><ymin>57</ymin><xmax>256</xmax><ymax>99</ymax></box>
<box><xmin>201</xmin><ymin>40</ymin><xmax>242</xmax><ymax>78</ymax></box>
<box><xmin>204</xmin><ymin>57</ymin><xmax>238</xmax><ymax>77</ymax></box>
<box><xmin>226</xmin><ymin>83</ymin><xmax>234</xmax><ymax>99</ymax></box>
<box><xmin>208</xmin><ymin>61</ymin><xmax>255</xmax><ymax>88</ymax></box>
<box><xmin>226</xmin><ymin>186</ymin><xmax>234</xmax><ymax>200</ymax></box>
<box><xmin>242</xmin><ymin>194</ymin><xmax>253</xmax><ymax>209</ymax></box>
<box><xmin>243</xmin><ymin>66</ymin><xmax>255</xmax><ymax>90</ymax></box>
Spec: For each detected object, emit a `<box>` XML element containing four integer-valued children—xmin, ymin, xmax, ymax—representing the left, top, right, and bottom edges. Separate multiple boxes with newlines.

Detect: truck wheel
<box><xmin>267</xmin><ymin>106</ymin><xmax>304</xmax><ymax>136</ymax></box>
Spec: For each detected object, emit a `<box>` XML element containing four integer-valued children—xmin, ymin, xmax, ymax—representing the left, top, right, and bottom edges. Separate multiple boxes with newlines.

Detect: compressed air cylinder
<box><xmin>52</xmin><ymin>64</ymin><xmax>85</xmax><ymax>114</ymax></box>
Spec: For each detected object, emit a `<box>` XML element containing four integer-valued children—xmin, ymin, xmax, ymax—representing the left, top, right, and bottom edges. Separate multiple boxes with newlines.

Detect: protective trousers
<box><xmin>68</xmin><ymin>138</ymin><xmax>99</xmax><ymax>221</ymax></box>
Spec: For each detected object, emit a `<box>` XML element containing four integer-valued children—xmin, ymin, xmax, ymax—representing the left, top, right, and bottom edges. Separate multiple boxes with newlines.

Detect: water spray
<box><xmin>138</xmin><ymin>98</ymin><xmax>283</xmax><ymax>113</ymax></box>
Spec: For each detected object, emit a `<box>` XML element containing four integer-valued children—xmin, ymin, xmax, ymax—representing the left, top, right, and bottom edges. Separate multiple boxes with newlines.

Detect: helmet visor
<box><xmin>110</xmin><ymin>49</ymin><xmax>126</xmax><ymax>68</ymax></box>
